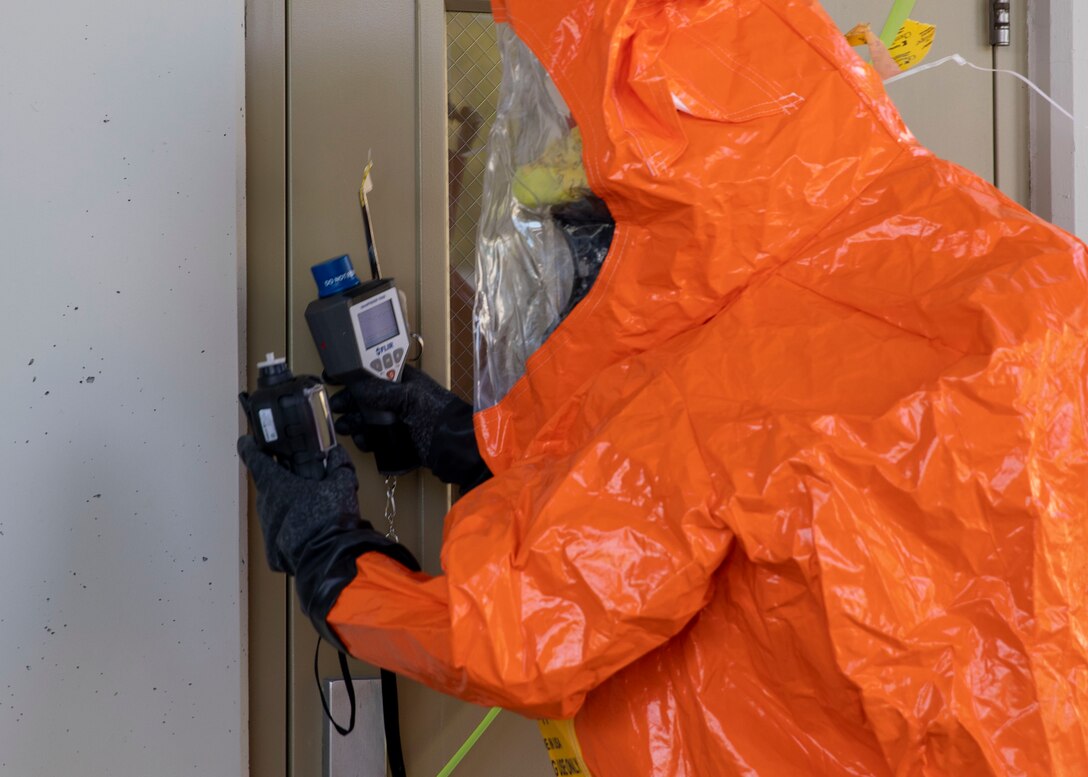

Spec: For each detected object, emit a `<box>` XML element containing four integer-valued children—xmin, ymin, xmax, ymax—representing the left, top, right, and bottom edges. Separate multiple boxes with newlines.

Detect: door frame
<box><xmin>243</xmin><ymin>0</ymin><xmax>289</xmax><ymax>774</ymax></box>
<box><xmin>1029</xmin><ymin>0</ymin><xmax>1088</xmax><ymax>237</ymax></box>
<box><xmin>244</xmin><ymin>0</ymin><xmax>452</xmax><ymax>773</ymax></box>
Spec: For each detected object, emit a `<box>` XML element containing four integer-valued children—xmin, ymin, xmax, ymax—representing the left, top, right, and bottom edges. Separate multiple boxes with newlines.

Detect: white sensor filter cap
<box><xmin>257</xmin><ymin>352</ymin><xmax>287</xmax><ymax>369</ymax></box>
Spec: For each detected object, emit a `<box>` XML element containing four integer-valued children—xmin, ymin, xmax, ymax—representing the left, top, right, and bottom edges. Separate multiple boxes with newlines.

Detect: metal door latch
<box><xmin>990</xmin><ymin>1</ymin><xmax>1011</xmax><ymax>47</ymax></box>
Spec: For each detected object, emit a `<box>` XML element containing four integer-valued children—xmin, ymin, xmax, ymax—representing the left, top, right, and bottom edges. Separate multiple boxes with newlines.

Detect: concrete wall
<box><xmin>0</xmin><ymin>2</ymin><xmax>247</xmax><ymax>775</ymax></box>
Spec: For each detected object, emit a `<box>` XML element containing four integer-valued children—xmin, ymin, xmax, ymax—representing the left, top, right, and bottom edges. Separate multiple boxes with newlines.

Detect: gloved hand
<box><xmin>328</xmin><ymin>366</ymin><xmax>492</xmax><ymax>492</ymax></box>
<box><xmin>238</xmin><ymin>436</ymin><xmax>363</xmax><ymax>574</ymax></box>
<box><xmin>238</xmin><ymin>435</ymin><xmax>420</xmax><ymax>650</ymax></box>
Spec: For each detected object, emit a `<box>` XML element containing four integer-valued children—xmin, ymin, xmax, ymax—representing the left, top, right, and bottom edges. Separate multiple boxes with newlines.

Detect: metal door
<box><xmin>246</xmin><ymin>0</ymin><xmax>554</xmax><ymax>774</ymax></box>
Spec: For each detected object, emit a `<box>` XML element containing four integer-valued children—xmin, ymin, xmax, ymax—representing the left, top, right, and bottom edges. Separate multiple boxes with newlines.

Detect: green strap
<box><xmin>880</xmin><ymin>0</ymin><xmax>917</xmax><ymax>47</ymax></box>
<box><xmin>435</xmin><ymin>707</ymin><xmax>503</xmax><ymax>777</ymax></box>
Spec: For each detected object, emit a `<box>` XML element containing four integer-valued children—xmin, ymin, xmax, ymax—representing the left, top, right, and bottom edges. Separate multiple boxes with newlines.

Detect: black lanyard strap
<box><xmin>315</xmin><ymin>636</ymin><xmax>357</xmax><ymax>737</ymax></box>
<box><xmin>314</xmin><ymin>636</ymin><xmax>408</xmax><ymax>777</ymax></box>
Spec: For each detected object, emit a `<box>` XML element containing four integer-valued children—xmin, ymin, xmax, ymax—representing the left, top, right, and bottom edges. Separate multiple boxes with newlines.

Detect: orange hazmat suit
<box><xmin>326</xmin><ymin>1</ymin><xmax>1088</xmax><ymax>773</ymax></box>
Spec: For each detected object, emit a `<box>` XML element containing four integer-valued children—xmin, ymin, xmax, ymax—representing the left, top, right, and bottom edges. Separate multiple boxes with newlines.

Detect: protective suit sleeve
<box><xmin>293</xmin><ymin>523</ymin><xmax>421</xmax><ymax>652</ymax></box>
<box><xmin>322</xmin><ymin>370</ymin><xmax>734</xmax><ymax>718</ymax></box>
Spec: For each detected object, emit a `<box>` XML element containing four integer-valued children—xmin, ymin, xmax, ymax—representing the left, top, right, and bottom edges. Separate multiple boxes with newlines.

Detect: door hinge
<box><xmin>990</xmin><ymin>1</ymin><xmax>1011</xmax><ymax>47</ymax></box>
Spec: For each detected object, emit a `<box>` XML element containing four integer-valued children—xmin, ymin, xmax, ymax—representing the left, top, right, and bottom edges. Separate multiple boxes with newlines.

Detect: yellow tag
<box><xmin>845</xmin><ymin>19</ymin><xmax>935</xmax><ymax>75</ymax></box>
<box><xmin>359</xmin><ymin>155</ymin><xmax>374</xmax><ymax>203</ymax></box>
<box><xmin>537</xmin><ymin>718</ymin><xmax>593</xmax><ymax>776</ymax></box>
<box><xmin>886</xmin><ymin>19</ymin><xmax>936</xmax><ymax>71</ymax></box>
<box><xmin>845</xmin><ymin>23</ymin><xmax>870</xmax><ymax>47</ymax></box>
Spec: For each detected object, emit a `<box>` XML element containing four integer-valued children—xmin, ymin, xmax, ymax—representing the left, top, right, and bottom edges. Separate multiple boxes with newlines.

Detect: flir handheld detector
<box><xmin>300</xmin><ymin>162</ymin><xmax>420</xmax><ymax>476</ymax></box>
<box><xmin>305</xmin><ymin>255</ymin><xmax>411</xmax><ymax>383</ymax></box>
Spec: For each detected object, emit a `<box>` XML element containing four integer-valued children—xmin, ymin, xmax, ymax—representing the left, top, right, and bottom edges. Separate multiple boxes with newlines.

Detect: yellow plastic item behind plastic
<box><xmin>512</xmin><ymin>126</ymin><xmax>588</xmax><ymax>207</ymax></box>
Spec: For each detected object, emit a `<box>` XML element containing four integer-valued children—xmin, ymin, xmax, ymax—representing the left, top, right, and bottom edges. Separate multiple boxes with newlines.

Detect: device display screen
<box><xmin>357</xmin><ymin>300</ymin><xmax>399</xmax><ymax>348</ymax></box>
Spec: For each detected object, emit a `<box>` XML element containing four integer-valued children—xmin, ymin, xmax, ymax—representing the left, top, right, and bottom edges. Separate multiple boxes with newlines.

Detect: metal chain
<box><xmin>383</xmin><ymin>475</ymin><xmax>399</xmax><ymax>542</ymax></box>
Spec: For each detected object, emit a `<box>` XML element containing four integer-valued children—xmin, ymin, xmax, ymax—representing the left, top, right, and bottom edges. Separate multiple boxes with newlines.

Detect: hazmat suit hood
<box><xmin>475</xmin><ymin>0</ymin><xmax>961</xmax><ymax>470</ymax></box>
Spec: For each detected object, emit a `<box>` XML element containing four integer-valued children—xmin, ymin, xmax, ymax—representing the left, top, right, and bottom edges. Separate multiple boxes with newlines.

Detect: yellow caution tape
<box><xmin>537</xmin><ymin>718</ymin><xmax>593</xmax><ymax>776</ymax></box>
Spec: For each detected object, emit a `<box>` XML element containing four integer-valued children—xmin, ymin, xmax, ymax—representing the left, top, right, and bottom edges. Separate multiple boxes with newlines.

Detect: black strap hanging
<box><xmin>314</xmin><ymin>636</ymin><xmax>409</xmax><ymax>777</ymax></box>
<box><xmin>314</xmin><ymin>637</ymin><xmax>357</xmax><ymax>736</ymax></box>
<box><xmin>381</xmin><ymin>669</ymin><xmax>408</xmax><ymax>777</ymax></box>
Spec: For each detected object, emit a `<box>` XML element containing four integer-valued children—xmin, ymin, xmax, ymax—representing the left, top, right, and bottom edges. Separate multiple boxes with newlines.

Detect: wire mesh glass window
<box><xmin>446</xmin><ymin>11</ymin><xmax>500</xmax><ymax>402</ymax></box>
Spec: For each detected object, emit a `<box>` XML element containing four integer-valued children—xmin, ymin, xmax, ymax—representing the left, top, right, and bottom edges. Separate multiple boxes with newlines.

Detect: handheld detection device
<box><xmin>239</xmin><ymin>353</ymin><xmax>337</xmax><ymax>481</ymax></box>
<box><xmin>305</xmin><ymin>258</ymin><xmax>419</xmax><ymax>476</ymax></box>
<box><xmin>301</xmin><ymin>161</ymin><xmax>421</xmax><ymax>476</ymax></box>
<box><xmin>305</xmin><ymin>255</ymin><xmax>411</xmax><ymax>383</ymax></box>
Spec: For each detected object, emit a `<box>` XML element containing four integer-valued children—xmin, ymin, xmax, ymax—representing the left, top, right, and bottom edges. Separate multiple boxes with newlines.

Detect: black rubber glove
<box><xmin>238</xmin><ymin>436</ymin><xmax>363</xmax><ymax>574</ymax></box>
<box><xmin>328</xmin><ymin>366</ymin><xmax>492</xmax><ymax>492</ymax></box>
<box><xmin>238</xmin><ymin>435</ymin><xmax>419</xmax><ymax>648</ymax></box>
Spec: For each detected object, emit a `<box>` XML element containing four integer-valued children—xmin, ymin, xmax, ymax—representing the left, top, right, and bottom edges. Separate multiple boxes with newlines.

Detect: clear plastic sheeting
<box><xmin>473</xmin><ymin>26</ymin><xmax>590</xmax><ymax>410</ymax></box>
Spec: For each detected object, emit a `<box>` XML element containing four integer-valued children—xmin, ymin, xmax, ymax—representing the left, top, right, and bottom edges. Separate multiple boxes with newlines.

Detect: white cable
<box><xmin>883</xmin><ymin>53</ymin><xmax>1076</xmax><ymax>123</ymax></box>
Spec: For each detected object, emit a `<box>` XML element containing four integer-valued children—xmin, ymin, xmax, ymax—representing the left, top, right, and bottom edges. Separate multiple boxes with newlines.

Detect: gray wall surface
<box><xmin>0</xmin><ymin>2</ymin><xmax>247</xmax><ymax>775</ymax></box>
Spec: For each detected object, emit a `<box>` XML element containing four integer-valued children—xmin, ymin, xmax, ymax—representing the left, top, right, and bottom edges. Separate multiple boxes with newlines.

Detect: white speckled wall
<box><xmin>0</xmin><ymin>2</ymin><xmax>246</xmax><ymax>775</ymax></box>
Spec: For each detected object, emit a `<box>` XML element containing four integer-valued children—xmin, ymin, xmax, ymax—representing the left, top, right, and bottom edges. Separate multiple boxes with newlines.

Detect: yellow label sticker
<box><xmin>845</xmin><ymin>19</ymin><xmax>936</xmax><ymax>73</ymax></box>
<box><xmin>537</xmin><ymin>718</ymin><xmax>593</xmax><ymax>776</ymax></box>
<box><xmin>886</xmin><ymin>19</ymin><xmax>936</xmax><ymax>71</ymax></box>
